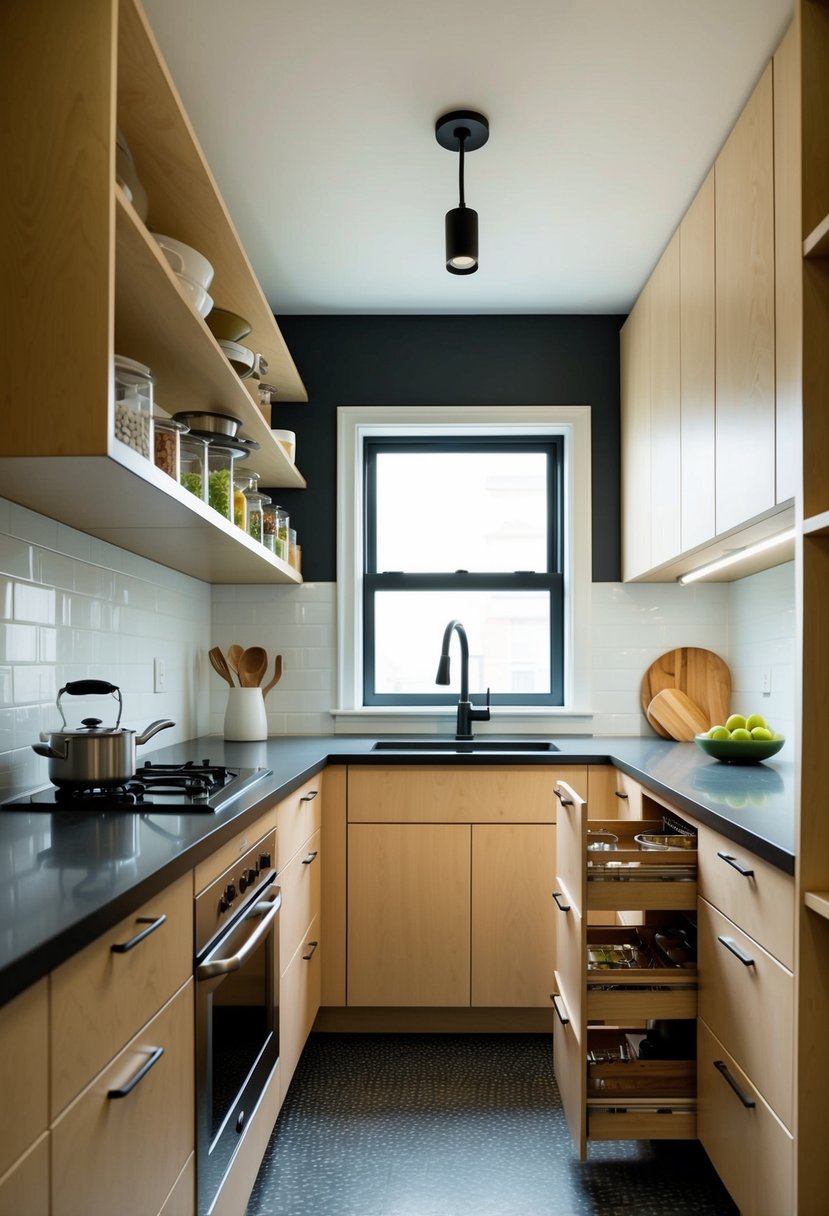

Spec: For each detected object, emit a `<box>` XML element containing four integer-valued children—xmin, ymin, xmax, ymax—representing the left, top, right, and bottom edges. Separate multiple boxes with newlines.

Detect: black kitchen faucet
<box><xmin>435</xmin><ymin>619</ymin><xmax>491</xmax><ymax>740</ymax></box>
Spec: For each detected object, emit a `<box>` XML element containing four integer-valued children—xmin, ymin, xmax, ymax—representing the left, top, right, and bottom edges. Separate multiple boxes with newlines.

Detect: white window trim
<box><xmin>335</xmin><ymin>405</ymin><xmax>593</xmax><ymax>728</ymax></box>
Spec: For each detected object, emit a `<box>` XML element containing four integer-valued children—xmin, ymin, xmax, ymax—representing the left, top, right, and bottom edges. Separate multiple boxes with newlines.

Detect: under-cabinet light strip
<box><xmin>677</xmin><ymin>528</ymin><xmax>796</xmax><ymax>585</ymax></box>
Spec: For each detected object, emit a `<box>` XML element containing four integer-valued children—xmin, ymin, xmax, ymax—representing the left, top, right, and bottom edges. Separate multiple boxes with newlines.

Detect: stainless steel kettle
<box><xmin>32</xmin><ymin>680</ymin><xmax>174</xmax><ymax>788</ymax></box>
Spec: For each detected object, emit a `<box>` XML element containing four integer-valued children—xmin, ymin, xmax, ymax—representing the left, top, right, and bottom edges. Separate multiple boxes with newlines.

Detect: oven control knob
<box><xmin>259</xmin><ymin>851</ymin><xmax>271</xmax><ymax>870</ymax></box>
<box><xmin>247</xmin><ymin>868</ymin><xmax>257</xmax><ymax>885</ymax></box>
<box><xmin>218</xmin><ymin>896</ymin><xmax>228</xmax><ymax>914</ymax></box>
<box><xmin>239</xmin><ymin>873</ymin><xmax>248</xmax><ymax>894</ymax></box>
<box><xmin>225</xmin><ymin>883</ymin><xmax>236</xmax><ymax>903</ymax></box>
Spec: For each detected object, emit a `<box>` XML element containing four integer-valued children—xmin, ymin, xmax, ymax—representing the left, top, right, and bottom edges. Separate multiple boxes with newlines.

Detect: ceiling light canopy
<box><xmin>435</xmin><ymin>110</ymin><xmax>489</xmax><ymax>275</ymax></box>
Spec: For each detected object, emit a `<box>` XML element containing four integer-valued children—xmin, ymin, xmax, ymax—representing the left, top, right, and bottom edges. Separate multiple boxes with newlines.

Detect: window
<box><xmin>363</xmin><ymin>438</ymin><xmax>564</xmax><ymax>705</ymax></box>
<box><xmin>336</xmin><ymin>406</ymin><xmax>592</xmax><ymax>718</ymax></box>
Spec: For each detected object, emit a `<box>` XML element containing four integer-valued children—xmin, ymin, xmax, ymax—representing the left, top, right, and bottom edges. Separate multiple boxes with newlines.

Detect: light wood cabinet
<box><xmin>552</xmin><ymin>780</ymin><xmax>698</xmax><ymax>1159</ymax></box>
<box><xmin>714</xmin><ymin>62</ymin><xmax>776</xmax><ymax>534</ymax></box>
<box><xmin>345</xmin><ymin>766</ymin><xmax>586</xmax><ymax>1011</ymax></box>
<box><xmin>50</xmin><ymin>871</ymin><xmax>192</xmax><ymax>1118</ymax></box>
<box><xmin>51</xmin><ymin>980</ymin><xmax>194</xmax><ymax>1216</ymax></box>
<box><xmin>0</xmin><ymin>979</ymin><xmax>48</xmax><ymax>1180</ymax></box>
<box><xmin>649</xmin><ymin>231</ymin><xmax>682</xmax><ymax>568</ymax></box>
<box><xmin>620</xmin><ymin>288</ymin><xmax>652</xmax><ymax>581</ymax></box>
<box><xmin>0</xmin><ymin>0</ymin><xmax>306</xmax><ymax>585</ymax></box>
<box><xmin>679</xmin><ymin>169</ymin><xmax>716</xmax><ymax>551</ymax></box>
<box><xmin>280</xmin><ymin>915</ymin><xmax>322</xmax><ymax>1097</ymax></box>
<box><xmin>0</xmin><ymin>1134</ymin><xmax>49</xmax><ymax>1216</ymax></box>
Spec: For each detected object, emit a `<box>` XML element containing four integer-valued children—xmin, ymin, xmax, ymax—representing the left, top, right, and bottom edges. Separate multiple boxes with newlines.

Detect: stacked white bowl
<box><xmin>152</xmin><ymin>234</ymin><xmax>215</xmax><ymax>318</ymax></box>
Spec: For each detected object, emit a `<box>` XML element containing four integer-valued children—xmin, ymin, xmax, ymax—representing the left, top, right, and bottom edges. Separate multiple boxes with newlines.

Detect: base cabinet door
<box><xmin>471</xmin><ymin>824</ymin><xmax>556</xmax><ymax>1007</ymax></box>
<box><xmin>281</xmin><ymin>915</ymin><xmax>322</xmax><ymax>1094</ymax></box>
<box><xmin>347</xmin><ymin>823</ymin><xmax>471</xmax><ymax>1006</ymax></box>
<box><xmin>51</xmin><ymin>980</ymin><xmax>194</xmax><ymax>1216</ymax></box>
<box><xmin>698</xmin><ymin>1019</ymin><xmax>793</xmax><ymax>1216</ymax></box>
<box><xmin>0</xmin><ymin>1134</ymin><xmax>49</xmax><ymax>1216</ymax></box>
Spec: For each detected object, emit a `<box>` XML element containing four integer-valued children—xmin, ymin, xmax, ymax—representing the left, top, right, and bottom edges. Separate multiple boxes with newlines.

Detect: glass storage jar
<box><xmin>206</xmin><ymin>443</ymin><xmax>245</xmax><ymax>522</ymax></box>
<box><xmin>245</xmin><ymin>492</ymin><xmax>270</xmax><ymax>544</ymax></box>
<box><xmin>271</xmin><ymin>506</ymin><xmax>290</xmax><ymax>561</ymax></box>
<box><xmin>153</xmin><ymin>416</ymin><xmax>188</xmax><ymax>481</ymax></box>
<box><xmin>288</xmin><ymin>527</ymin><xmax>299</xmax><ymax>569</ymax></box>
<box><xmin>257</xmin><ymin>382</ymin><xmax>277</xmax><ymax>425</ymax></box>
<box><xmin>262</xmin><ymin>503</ymin><xmax>277</xmax><ymax>552</ymax></box>
<box><xmin>113</xmin><ymin>355</ymin><xmax>154</xmax><ymax>459</ymax></box>
<box><xmin>179</xmin><ymin>433</ymin><xmax>209</xmax><ymax>502</ymax></box>
<box><xmin>232</xmin><ymin>469</ymin><xmax>260</xmax><ymax>532</ymax></box>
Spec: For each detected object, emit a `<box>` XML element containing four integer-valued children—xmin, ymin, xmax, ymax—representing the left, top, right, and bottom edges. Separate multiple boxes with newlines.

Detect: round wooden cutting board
<box><xmin>640</xmin><ymin>647</ymin><xmax>731</xmax><ymax>740</ymax></box>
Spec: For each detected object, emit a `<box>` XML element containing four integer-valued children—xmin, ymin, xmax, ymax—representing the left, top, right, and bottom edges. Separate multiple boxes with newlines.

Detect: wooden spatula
<box><xmin>647</xmin><ymin>688</ymin><xmax>710</xmax><ymax>741</ymax></box>
<box><xmin>261</xmin><ymin>655</ymin><xmax>283</xmax><ymax>698</ymax></box>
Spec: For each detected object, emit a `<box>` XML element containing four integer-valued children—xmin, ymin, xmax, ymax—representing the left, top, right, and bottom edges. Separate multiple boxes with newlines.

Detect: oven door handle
<box><xmin>197</xmin><ymin>885</ymin><xmax>282</xmax><ymax>980</ymax></box>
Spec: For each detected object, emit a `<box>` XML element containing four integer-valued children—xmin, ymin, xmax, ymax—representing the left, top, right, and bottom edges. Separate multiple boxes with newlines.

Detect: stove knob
<box><xmin>225</xmin><ymin>883</ymin><xmax>236</xmax><ymax>903</ymax></box>
<box><xmin>246</xmin><ymin>867</ymin><xmax>257</xmax><ymax>885</ymax></box>
<box><xmin>239</xmin><ymin>874</ymin><xmax>248</xmax><ymax>894</ymax></box>
<box><xmin>218</xmin><ymin>896</ymin><xmax>229</xmax><ymax>915</ymax></box>
<box><xmin>259</xmin><ymin>851</ymin><xmax>271</xmax><ymax>870</ymax></box>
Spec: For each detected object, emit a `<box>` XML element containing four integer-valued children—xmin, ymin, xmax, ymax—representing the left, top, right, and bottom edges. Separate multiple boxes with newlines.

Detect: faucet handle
<box><xmin>470</xmin><ymin>687</ymin><xmax>491</xmax><ymax>723</ymax></box>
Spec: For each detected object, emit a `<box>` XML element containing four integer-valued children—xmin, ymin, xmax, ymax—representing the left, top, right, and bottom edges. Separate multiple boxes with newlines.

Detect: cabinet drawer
<box><xmin>583</xmin><ymin>926</ymin><xmax>697</xmax><ymax>1022</ymax></box>
<box><xmin>586</xmin><ymin>1029</ymin><xmax>694</xmax><ymax>1100</ymax></box>
<box><xmin>277</xmin><ymin>775</ymin><xmax>323</xmax><ymax>866</ymax></box>
<box><xmin>698</xmin><ymin>1018</ymin><xmax>793</xmax><ymax>1216</ymax></box>
<box><xmin>279</xmin><ymin>827</ymin><xmax>321</xmax><ymax>973</ymax></box>
<box><xmin>0</xmin><ymin>1133</ymin><xmax>49</xmax><ymax>1216</ymax></box>
<box><xmin>0</xmin><ymin>978</ymin><xmax>48</xmax><ymax>1178</ymax></box>
<box><xmin>347</xmin><ymin>765</ymin><xmax>584</xmax><ymax>823</ymax></box>
<box><xmin>50</xmin><ymin>872</ymin><xmax>192</xmax><ymax>1117</ymax></box>
<box><xmin>696</xmin><ymin>820</ymin><xmax>794</xmax><ymax>969</ymax></box>
<box><xmin>588</xmin><ymin>1103</ymin><xmax>696</xmax><ymax>1142</ymax></box>
<box><xmin>51</xmin><ymin>980</ymin><xmax>194</xmax><ymax>1216</ymax></box>
<box><xmin>698</xmin><ymin>897</ymin><xmax>793</xmax><ymax>1128</ymax></box>
<box><xmin>158</xmin><ymin>1154</ymin><xmax>194</xmax><ymax>1216</ymax></box>
<box><xmin>280</xmin><ymin>914</ymin><xmax>321</xmax><ymax>1099</ymax></box>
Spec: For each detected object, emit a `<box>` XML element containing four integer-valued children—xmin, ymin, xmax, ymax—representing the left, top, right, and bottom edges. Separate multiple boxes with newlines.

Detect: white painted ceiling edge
<box><xmin>141</xmin><ymin>0</ymin><xmax>794</xmax><ymax>315</ymax></box>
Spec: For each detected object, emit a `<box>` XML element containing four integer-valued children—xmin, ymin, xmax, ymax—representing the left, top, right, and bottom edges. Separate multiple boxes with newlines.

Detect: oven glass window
<box><xmin>210</xmin><ymin>935</ymin><xmax>271</xmax><ymax>1142</ymax></box>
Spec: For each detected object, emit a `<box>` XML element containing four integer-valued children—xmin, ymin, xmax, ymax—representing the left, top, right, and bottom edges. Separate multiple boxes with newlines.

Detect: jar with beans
<box><xmin>153</xmin><ymin>416</ymin><xmax>188</xmax><ymax>481</ymax></box>
<box><xmin>113</xmin><ymin>356</ymin><xmax>154</xmax><ymax>459</ymax></box>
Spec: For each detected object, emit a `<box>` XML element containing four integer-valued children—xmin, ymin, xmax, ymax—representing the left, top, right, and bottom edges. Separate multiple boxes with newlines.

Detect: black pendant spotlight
<box><xmin>435</xmin><ymin>110</ymin><xmax>489</xmax><ymax>275</ymax></box>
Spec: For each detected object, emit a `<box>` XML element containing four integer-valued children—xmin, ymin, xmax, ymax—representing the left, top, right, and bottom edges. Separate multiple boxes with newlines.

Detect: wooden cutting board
<box><xmin>640</xmin><ymin>647</ymin><xmax>731</xmax><ymax>739</ymax></box>
<box><xmin>647</xmin><ymin>688</ymin><xmax>711</xmax><ymax>741</ymax></box>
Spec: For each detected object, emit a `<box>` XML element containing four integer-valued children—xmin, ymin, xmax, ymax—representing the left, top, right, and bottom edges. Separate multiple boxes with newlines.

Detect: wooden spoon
<box><xmin>209</xmin><ymin>646</ymin><xmax>235</xmax><ymax>688</ymax></box>
<box><xmin>238</xmin><ymin>646</ymin><xmax>268</xmax><ymax>687</ymax></box>
<box><xmin>261</xmin><ymin>655</ymin><xmax>283</xmax><ymax>699</ymax></box>
<box><xmin>227</xmin><ymin>644</ymin><xmax>244</xmax><ymax>678</ymax></box>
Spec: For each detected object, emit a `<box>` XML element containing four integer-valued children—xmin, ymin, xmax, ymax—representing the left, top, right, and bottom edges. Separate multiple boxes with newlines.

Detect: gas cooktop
<box><xmin>3</xmin><ymin>761</ymin><xmax>272</xmax><ymax>814</ymax></box>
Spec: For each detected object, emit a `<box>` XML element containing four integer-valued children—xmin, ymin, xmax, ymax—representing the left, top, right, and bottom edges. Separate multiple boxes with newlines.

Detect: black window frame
<box><xmin>362</xmin><ymin>435</ymin><xmax>565</xmax><ymax>706</ymax></box>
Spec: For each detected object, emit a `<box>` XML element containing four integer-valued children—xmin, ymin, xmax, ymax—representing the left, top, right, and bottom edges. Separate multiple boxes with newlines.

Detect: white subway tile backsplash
<box><xmin>14</xmin><ymin>583</ymin><xmax>56</xmax><ymax>625</ymax></box>
<box><xmin>0</xmin><ymin>624</ymin><xmax>39</xmax><ymax>663</ymax></box>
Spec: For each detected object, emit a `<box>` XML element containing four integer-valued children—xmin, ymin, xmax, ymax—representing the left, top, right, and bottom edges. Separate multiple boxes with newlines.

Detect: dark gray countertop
<box><xmin>0</xmin><ymin>733</ymin><xmax>795</xmax><ymax>1007</ymax></box>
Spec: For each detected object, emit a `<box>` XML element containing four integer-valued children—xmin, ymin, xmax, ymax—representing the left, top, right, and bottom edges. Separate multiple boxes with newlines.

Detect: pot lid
<box><xmin>51</xmin><ymin>718</ymin><xmax>133</xmax><ymax>737</ymax></box>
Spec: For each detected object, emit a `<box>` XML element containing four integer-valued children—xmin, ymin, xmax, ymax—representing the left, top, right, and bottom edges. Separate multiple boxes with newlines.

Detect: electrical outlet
<box><xmin>761</xmin><ymin>667</ymin><xmax>772</xmax><ymax>695</ymax></box>
<box><xmin>154</xmin><ymin>657</ymin><xmax>166</xmax><ymax>692</ymax></box>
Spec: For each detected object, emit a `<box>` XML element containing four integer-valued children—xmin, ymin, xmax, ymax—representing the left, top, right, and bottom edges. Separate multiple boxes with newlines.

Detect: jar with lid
<box><xmin>114</xmin><ymin>355</ymin><xmax>154</xmax><ymax>459</ymax></box>
<box><xmin>232</xmin><ymin>469</ymin><xmax>260</xmax><ymax>532</ymax></box>
<box><xmin>207</xmin><ymin>443</ymin><xmax>247</xmax><ymax>522</ymax></box>
<box><xmin>179</xmin><ymin>433</ymin><xmax>209</xmax><ymax>502</ymax></box>
<box><xmin>262</xmin><ymin>503</ymin><xmax>277</xmax><ymax>552</ymax></box>
<box><xmin>245</xmin><ymin>492</ymin><xmax>270</xmax><ymax>544</ymax></box>
<box><xmin>153</xmin><ymin>416</ymin><xmax>188</xmax><ymax>482</ymax></box>
<box><xmin>288</xmin><ymin>526</ymin><xmax>299</xmax><ymax>569</ymax></box>
<box><xmin>271</xmin><ymin>506</ymin><xmax>290</xmax><ymax>561</ymax></box>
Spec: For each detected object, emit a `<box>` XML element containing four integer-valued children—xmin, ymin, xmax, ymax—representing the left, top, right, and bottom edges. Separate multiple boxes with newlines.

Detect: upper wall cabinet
<box><xmin>620</xmin><ymin>40</ymin><xmax>797</xmax><ymax>583</ymax></box>
<box><xmin>0</xmin><ymin>0</ymin><xmax>307</xmax><ymax>584</ymax></box>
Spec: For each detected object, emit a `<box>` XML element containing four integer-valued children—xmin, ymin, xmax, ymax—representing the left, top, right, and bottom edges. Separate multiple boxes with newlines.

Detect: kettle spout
<box><xmin>135</xmin><ymin>719</ymin><xmax>175</xmax><ymax>746</ymax></box>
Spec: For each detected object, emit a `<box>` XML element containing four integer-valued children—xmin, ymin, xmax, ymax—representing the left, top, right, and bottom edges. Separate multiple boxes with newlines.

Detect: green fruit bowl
<box><xmin>694</xmin><ymin>733</ymin><xmax>786</xmax><ymax>765</ymax></box>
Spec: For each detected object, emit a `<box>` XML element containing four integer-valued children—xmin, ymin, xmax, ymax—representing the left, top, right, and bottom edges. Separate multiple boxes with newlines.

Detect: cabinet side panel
<box><xmin>620</xmin><ymin>295</ymin><xmax>652</xmax><ymax>580</ymax></box>
<box><xmin>649</xmin><ymin>233</ymin><xmax>682</xmax><ymax>568</ymax></box>
<box><xmin>0</xmin><ymin>0</ymin><xmax>113</xmax><ymax>456</ymax></box>
<box><xmin>321</xmin><ymin>765</ymin><xmax>347</xmax><ymax>1007</ymax></box>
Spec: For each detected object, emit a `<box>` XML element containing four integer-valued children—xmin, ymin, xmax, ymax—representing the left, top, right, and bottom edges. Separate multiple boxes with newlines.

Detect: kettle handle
<box><xmin>56</xmin><ymin>681</ymin><xmax>122</xmax><ymax>729</ymax></box>
<box><xmin>135</xmin><ymin>719</ymin><xmax>175</xmax><ymax>746</ymax></box>
<box><xmin>32</xmin><ymin>741</ymin><xmax>68</xmax><ymax>761</ymax></box>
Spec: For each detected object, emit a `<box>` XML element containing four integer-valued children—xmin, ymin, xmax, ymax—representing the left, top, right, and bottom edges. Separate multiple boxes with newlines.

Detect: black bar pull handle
<box><xmin>718</xmin><ymin>935</ymin><xmax>755</xmax><ymax>967</ymax></box>
<box><xmin>107</xmin><ymin>1046</ymin><xmax>164</xmax><ymax>1099</ymax></box>
<box><xmin>300</xmin><ymin>789</ymin><xmax>319</xmax><ymax>802</ymax></box>
<box><xmin>552</xmin><ymin>891</ymin><xmax>571</xmax><ymax>913</ymax></box>
<box><xmin>717</xmin><ymin>851</ymin><xmax>754</xmax><ymax>878</ymax></box>
<box><xmin>614</xmin><ymin>790</ymin><xmax>629</xmax><ymax>800</ymax></box>
<box><xmin>302</xmin><ymin>851</ymin><xmax>318</xmax><ymax>866</ymax></box>
<box><xmin>111</xmin><ymin>914</ymin><xmax>167</xmax><ymax>954</ymax></box>
<box><xmin>713</xmin><ymin>1059</ymin><xmax>756</xmax><ymax>1108</ymax></box>
<box><xmin>302</xmin><ymin>940</ymin><xmax>319</xmax><ymax>961</ymax></box>
<box><xmin>554</xmin><ymin>787</ymin><xmax>573</xmax><ymax>807</ymax></box>
<box><xmin>550</xmin><ymin>993</ymin><xmax>570</xmax><ymax>1025</ymax></box>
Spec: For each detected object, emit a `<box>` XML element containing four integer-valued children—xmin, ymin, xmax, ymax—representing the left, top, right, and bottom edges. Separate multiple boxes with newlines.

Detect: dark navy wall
<box><xmin>266</xmin><ymin>315</ymin><xmax>625</xmax><ymax>583</ymax></box>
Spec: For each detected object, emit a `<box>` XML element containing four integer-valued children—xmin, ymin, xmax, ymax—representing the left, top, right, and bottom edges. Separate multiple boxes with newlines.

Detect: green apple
<box><xmin>745</xmin><ymin>713</ymin><xmax>767</xmax><ymax>731</ymax></box>
<box><xmin>730</xmin><ymin>727</ymin><xmax>752</xmax><ymax>741</ymax></box>
<box><xmin>751</xmin><ymin>726</ymin><xmax>773</xmax><ymax>741</ymax></box>
<box><xmin>725</xmin><ymin>713</ymin><xmax>747</xmax><ymax>732</ymax></box>
<box><xmin>708</xmin><ymin>726</ymin><xmax>731</xmax><ymax>740</ymax></box>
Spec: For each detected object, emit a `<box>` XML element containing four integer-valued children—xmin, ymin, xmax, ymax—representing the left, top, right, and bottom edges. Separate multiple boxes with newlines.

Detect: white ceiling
<box><xmin>141</xmin><ymin>0</ymin><xmax>794</xmax><ymax>316</ymax></box>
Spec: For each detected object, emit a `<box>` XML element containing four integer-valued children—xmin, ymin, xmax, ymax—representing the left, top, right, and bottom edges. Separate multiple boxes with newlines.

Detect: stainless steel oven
<box><xmin>195</xmin><ymin>828</ymin><xmax>279</xmax><ymax>1215</ymax></box>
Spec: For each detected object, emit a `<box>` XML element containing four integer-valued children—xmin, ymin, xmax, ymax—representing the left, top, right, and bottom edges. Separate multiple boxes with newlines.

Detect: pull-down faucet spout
<box><xmin>435</xmin><ymin>619</ymin><xmax>491</xmax><ymax>740</ymax></box>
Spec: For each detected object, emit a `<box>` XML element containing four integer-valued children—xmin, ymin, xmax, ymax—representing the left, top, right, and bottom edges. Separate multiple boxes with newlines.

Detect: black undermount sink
<box><xmin>371</xmin><ymin>739</ymin><xmax>559</xmax><ymax>753</ymax></box>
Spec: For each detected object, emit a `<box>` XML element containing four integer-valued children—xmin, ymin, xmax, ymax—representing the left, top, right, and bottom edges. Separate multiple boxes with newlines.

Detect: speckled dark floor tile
<box><xmin>247</xmin><ymin>1034</ymin><xmax>737</xmax><ymax>1216</ymax></box>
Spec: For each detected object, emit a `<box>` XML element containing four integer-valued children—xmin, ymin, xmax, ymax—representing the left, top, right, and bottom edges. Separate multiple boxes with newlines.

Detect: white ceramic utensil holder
<box><xmin>224</xmin><ymin>687</ymin><xmax>267</xmax><ymax>741</ymax></box>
